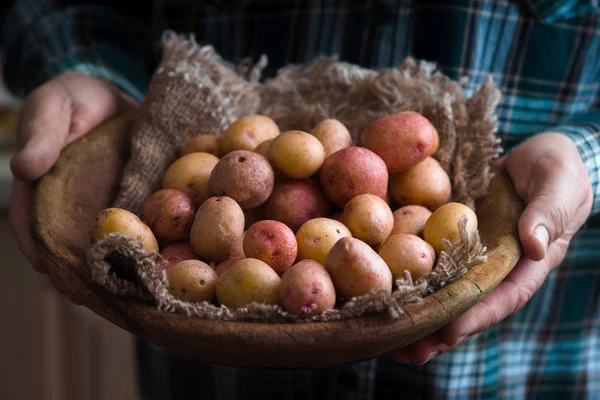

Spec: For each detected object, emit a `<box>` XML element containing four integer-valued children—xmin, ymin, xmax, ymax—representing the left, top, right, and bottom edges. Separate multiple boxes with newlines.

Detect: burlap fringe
<box><xmin>91</xmin><ymin>31</ymin><xmax>500</xmax><ymax>322</ymax></box>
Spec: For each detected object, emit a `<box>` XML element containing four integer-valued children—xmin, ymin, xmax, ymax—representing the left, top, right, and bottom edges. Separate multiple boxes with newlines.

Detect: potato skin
<box><xmin>279</xmin><ymin>260</ymin><xmax>336</xmax><ymax>316</ymax></box>
<box><xmin>389</xmin><ymin>157</ymin><xmax>451</xmax><ymax>211</ymax></box>
<box><xmin>360</xmin><ymin>111</ymin><xmax>436</xmax><ymax>173</ymax></box>
<box><xmin>295</xmin><ymin>218</ymin><xmax>352</xmax><ymax>265</ymax></box>
<box><xmin>167</xmin><ymin>260</ymin><xmax>218</xmax><ymax>303</ymax></box>
<box><xmin>215</xmin><ymin>256</ymin><xmax>245</xmax><ymax>276</ymax></box>
<box><xmin>142</xmin><ymin>189</ymin><xmax>195</xmax><ymax>243</ymax></box>
<box><xmin>378</xmin><ymin>234</ymin><xmax>435</xmax><ymax>281</ymax></box>
<box><xmin>423</xmin><ymin>202</ymin><xmax>479</xmax><ymax>253</ymax></box>
<box><xmin>215</xmin><ymin>258</ymin><xmax>281</xmax><ymax>309</ymax></box>
<box><xmin>190</xmin><ymin>196</ymin><xmax>245</xmax><ymax>262</ymax></box>
<box><xmin>160</xmin><ymin>241</ymin><xmax>199</xmax><ymax>270</ymax></box>
<box><xmin>162</xmin><ymin>152</ymin><xmax>220</xmax><ymax>206</ymax></box>
<box><xmin>268</xmin><ymin>130</ymin><xmax>326</xmax><ymax>179</ymax></box>
<box><xmin>325</xmin><ymin>237</ymin><xmax>392</xmax><ymax>298</ymax></box>
<box><xmin>311</xmin><ymin>119</ymin><xmax>353</xmax><ymax>157</ymax></box>
<box><xmin>391</xmin><ymin>205</ymin><xmax>432</xmax><ymax>237</ymax></box>
<box><xmin>243</xmin><ymin>220</ymin><xmax>298</xmax><ymax>275</ymax></box>
<box><xmin>343</xmin><ymin>194</ymin><xmax>394</xmax><ymax>246</ymax></box>
<box><xmin>263</xmin><ymin>179</ymin><xmax>331</xmax><ymax>232</ymax></box>
<box><xmin>90</xmin><ymin>207</ymin><xmax>158</xmax><ymax>255</ymax></box>
<box><xmin>180</xmin><ymin>134</ymin><xmax>220</xmax><ymax>156</ymax></box>
<box><xmin>319</xmin><ymin>146</ymin><xmax>388</xmax><ymax>207</ymax></box>
<box><xmin>219</xmin><ymin>114</ymin><xmax>280</xmax><ymax>155</ymax></box>
<box><xmin>209</xmin><ymin>150</ymin><xmax>275</xmax><ymax>209</ymax></box>
<box><xmin>254</xmin><ymin>139</ymin><xmax>273</xmax><ymax>159</ymax></box>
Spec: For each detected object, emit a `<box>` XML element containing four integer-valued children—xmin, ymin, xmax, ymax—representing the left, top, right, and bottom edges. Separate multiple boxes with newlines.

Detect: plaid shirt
<box><xmin>3</xmin><ymin>1</ymin><xmax>600</xmax><ymax>399</ymax></box>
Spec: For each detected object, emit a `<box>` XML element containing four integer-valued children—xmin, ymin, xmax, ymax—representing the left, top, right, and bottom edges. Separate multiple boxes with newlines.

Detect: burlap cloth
<box><xmin>87</xmin><ymin>31</ymin><xmax>502</xmax><ymax>322</ymax></box>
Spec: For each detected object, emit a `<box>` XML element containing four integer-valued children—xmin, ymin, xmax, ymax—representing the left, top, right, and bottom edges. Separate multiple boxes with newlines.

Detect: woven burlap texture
<box><xmin>89</xmin><ymin>31</ymin><xmax>502</xmax><ymax>322</ymax></box>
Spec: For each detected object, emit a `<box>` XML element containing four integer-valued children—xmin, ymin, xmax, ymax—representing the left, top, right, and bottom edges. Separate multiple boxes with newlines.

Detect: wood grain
<box><xmin>31</xmin><ymin>115</ymin><xmax>524</xmax><ymax>369</ymax></box>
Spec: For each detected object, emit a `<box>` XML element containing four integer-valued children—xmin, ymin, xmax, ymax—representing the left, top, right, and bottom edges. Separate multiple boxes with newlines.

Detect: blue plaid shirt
<box><xmin>3</xmin><ymin>1</ymin><xmax>600</xmax><ymax>399</ymax></box>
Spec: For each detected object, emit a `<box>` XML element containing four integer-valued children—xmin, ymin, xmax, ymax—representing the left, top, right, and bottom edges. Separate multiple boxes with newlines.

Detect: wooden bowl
<box><xmin>31</xmin><ymin>115</ymin><xmax>523</xmax><ymax>369</ymax></box>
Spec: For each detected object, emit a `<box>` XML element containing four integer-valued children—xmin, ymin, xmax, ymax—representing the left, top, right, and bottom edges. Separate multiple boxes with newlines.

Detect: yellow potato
<box><xmin>268</xmin><ymin>130</ymin><xmax>327</xmax><ymax>179</ymax></box>
<box><xmin>90</xmin><ymin>207</ymin><xmax>158</xmax><ymax>255</ymax></box>
<box><xmin>215</xmin><ymin>258</ymin><xmax>281</xmax><ymax>309</ymax></box>
<box><xmin>423</xmin><ymin>202</ymin><xmax>478</xmax><ymax>253</ymax></box>
<box><xmin>215</xmin><ymin>256</ymin><xmax>245</xmax><ymax>276</ymax></box>
<box><xmin>295</xmin><ymin>218</ymin><xmax>352</xmax><ymax>265</ymax></box>
<box><xmin>389</xmin><ymin>157</ymin><xmax>451</xmax><ymax>211</ymax></box>
<box><xmin>391</xmin><ymin>205</ymin><xmax>432</xmax><ymax>237</ymax></box>
<box><xmin>311</xmin><ymin>119</ymin><xmax>353</xmax><ymax>157</ymax></box>
<box><xmin>325</xmin><ymin>237</ymin><xmax>392</xmax><ymax>298</ymax></box>
<box><xmin>378</xmin><ymin>234</ymin><xmax>435</xmax><ymax>281</ymax></box>
<box><xmin>279</xmin><ymin>260</ymin><xmax>336</xmax><ymax>316</ymax></box>
<box><xmin>162</xmin><ymin>152</ymin><xmax>219</xmax><ymax>206</ymax></box>
<box><xmin>180</xmin><ymin>134</ymin><xmax>220</xmax><ymax>156</ymax></box>
<box><xmin>219</xmin><ymin>114</ymin><xmax>280</xmax><ymax>155</ymax></box>
<box><xmin>189</xmin><ymin>196</ymin><xmax>245</xmax><ymax>262</ymax></box>
<box><xmin>254</xmin><ymin>139</ymin><xmax>273</xmax><ymax>159</ymax></box>
<box><xmin>343</xmin><ymin>194</ymin><xmax>394</xmax><ymax>246</ymax></box>
<box><xmin>167</xmin><ymin>260</ymin><xmax>218</xmax><ymax>303</ymax></box>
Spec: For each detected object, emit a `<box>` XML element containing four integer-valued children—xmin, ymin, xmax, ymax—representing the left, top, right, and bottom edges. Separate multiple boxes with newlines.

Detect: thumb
<box><xmin>513</xmin><ymin>156</ymin><xmax>582</xmax><ymax>261</ymax></box>
<box><xmin>11</xmin><ymin>81</ymin><xmax>73</xmax><ymax>181</ymax></box>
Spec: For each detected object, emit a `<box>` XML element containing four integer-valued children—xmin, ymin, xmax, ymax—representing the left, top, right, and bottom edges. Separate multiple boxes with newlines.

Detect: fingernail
<box><xmin>533</xmin><ymin>225</ymin><xmax>549</xmax><ymax>252</ymax></box>
<box><xmin>422</xmin><ymin>351</ymin><xmax>439</xmax><ymax>364</ymax></box>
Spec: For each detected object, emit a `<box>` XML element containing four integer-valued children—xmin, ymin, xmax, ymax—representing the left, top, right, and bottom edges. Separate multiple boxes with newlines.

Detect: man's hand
<box><xmin>10</xmin><ymin>72</ymin><xmax>139</xmax><ymax>296</ymax></box>
<box><xmin>392</xmin><ymin>133</ymin><xmax>594</xmax><ymax>364</ymax></box>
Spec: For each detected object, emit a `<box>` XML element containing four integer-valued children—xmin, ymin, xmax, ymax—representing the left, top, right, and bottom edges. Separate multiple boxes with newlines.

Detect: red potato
<box><xmin>319</xmin><ymin>146</ymin><xmax>388</xmax><ymax>207</ymax></box>
<box><xmin>243</xmin><ymin>220</ymin><xmax>298</xmax><ymax>275</ymax></box>
<box><xmin>360</xmin><ymin>111</ymin><xmax>437</xmax><ymax>173</ymax></box>
<box><xmin>279</xmin><ymin>260</ymin><xmax>336</xmax><ymax>316</ymax></box>
<box><xmin>378</xmin><ymin>234</ymin><xmax>436</xmax><ymax>281</ymax></box>
<box><xmin>143</xmin><ymin>189</ymin><xmax>195</xmax><ymax>243</ymax></box>
<box><xmin>325</xmin><ymin>237</ymin><xmax>393</xmax><ymax>298</ymax></box>
<box><xmin>263</xmin><ymin>179</ymin><xmax>331</xmax><ymax>232</ymax></box>
<box><xmin>391</xmin><ymin>205</ymin><xmax>432</xmax><ymax>237</ymax></box>
<box><xmin>160</xmin><ymin>241</ymin><xmax>199</xmax><ymax>270</ymax></box>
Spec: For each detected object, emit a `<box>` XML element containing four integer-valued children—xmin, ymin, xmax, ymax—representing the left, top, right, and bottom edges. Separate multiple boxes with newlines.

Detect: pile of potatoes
<box><xmin>90</xmin><ymin>112</ymin><xmax>479</xmax><ymax>317</ymax></box>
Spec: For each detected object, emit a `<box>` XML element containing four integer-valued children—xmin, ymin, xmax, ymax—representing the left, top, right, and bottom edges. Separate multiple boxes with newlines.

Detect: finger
<box><xmin>439</xmin><ymin>256</ymin><xmax>549</xmax><ymax>347</ymax></box>
<box><xmin>10</xmin><ymin>81</ymin><xmax>73</xmax><ymax>181</ymax></box>
<box><xmin>407</xmin><ymin>334</ymin><xmax>452</xmax><ymax>365</ymax></box>
<box><xmin>9</xmin><ymin>179</ymin><xmax>46</xmax><ymax>273</ymax></box>
<box><xmin>509</xmin><ymin>155</ymin><xmax>583</xmax><ymax>261</ymax></box>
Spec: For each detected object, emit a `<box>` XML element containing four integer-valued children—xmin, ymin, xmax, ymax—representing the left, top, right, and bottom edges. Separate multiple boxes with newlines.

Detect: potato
<box><xmin>254</xmin><ymin>139</ymin><xmax>273</xmax><ymax>159</ymax></box>
<box><xmin>390</xmin><ymin>157</ymin><xmax>451</xmax><ymax>211</ymax></box>
<box><xmin>160</xmin><ymin>241</ymin><xmax>199</xmax><ymax>270</ymax></box>
<box><xmin>243</xmin><ymin>220</ymin><xmax>298</xmax><ymax>275</ymax></box>
<box><xmin>180</xmin><ymin>134</ymin><xmax>219</xmax><ymax>156</ymax></box>
<box><xmin>219</xmin><ymin>114</ymin><xmax>280</xmax><ymax>155</ymax></box>
<box><xmin>142</xmin><ymin>189</ymin><xmax>195</xmax><ymax>243</ymax></box>
<box><xmin>391</xmin><ymin>205</ymin><xmax>432</xmax><ymax>237</ymax></box>
<box><xmin>279</xmin><ymin>260</ymin><xmax>336</xmax><ymax>316</ymax></box>
<box><xmin>190</xmin><ymin>196</ymin><xmax>245</xmax><ymax>262</ymax></box>
<box><xmin>432</xmin><ymin>127</ymin><xmax>440</xmax><ymax>155</ymax></box>
<box><xmin>215</xmin><ymin>258</ymin><xmax>281</xmax><ymax>309</ymax></box>
<box><xmin>343</xmin><ymin>194</ymin><xmax>394</xmax><ymax>246</ymax></box>
<box><xmin>325</xmin><ymin>237</ymin><xmax>392</xmax><ymax>298</ymax></box>
<box><xmin>163</xmin><ymin>152</ymin><xmax>219</xmax><ymax>206</ymax></box>
<box><xmin>295</xmin><ymin>218</ymin><xmax>352</xmax><ymax>265</ymax></box>
<box><xmin>378</xmin><ymin>234</ymin><xmax>435</xmax><ymax>281</ymax></box>
<box><xmin>360</xmin><ymin>111</ymin><xmax>437</xmax><ymax>173</ymax></box>
<box><xmin>90</xmin><ymin>208</ymin><xmax>158</xmax><ymax>255</ymax></box>
<box><xmin>268</xmin><ymin>130</ymin><xmax>326</xmax><ymax>179</ymax></box>
<box><xmin>263</xmin><ymin>179</ymin><xmax>331</xmax><ymax>232</ymax></box>
<box><xmin>319</xmin><ymin>146</ymin><xmax>388</xmax><ymax>207</ymax></box>
<box><xmin>423</xmin><ymin>202</ymin><xmax>479</xmax><ymax>253</ymax></box>
<box><xmin>215</xmin><ymin>256</ymin><xmax>245</xmax><ymax>276</ymax></box>
<box><xmin>167</xmin><ymin>260</ymin><xmax>218</xmax><ymax>303</ymax></box>
<box><xmin>209</xmin><ymin>150</ymin><xmax>274</xmax><ymax>209</ymax></box>
<box><xmin>311</xmin><ymin>119</ymin><xmax>353</xmax><ymax>157</ymax></box>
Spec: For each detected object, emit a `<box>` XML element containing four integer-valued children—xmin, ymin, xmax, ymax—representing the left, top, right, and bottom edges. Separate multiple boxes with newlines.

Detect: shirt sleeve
<box><xmin>0</xmin><ymin>0</ymin><xmax>152</xmax><ymax>102</ymax></box>
<box><xmin>550</xmin><ymin>110</ymin><xmax>600</xmax><ymax>215</ymax></box>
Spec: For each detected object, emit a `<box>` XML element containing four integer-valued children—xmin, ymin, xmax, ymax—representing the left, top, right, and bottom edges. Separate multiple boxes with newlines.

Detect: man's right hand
<box><xmin>9</xmin><ymin>72</ymin><xmax>139</xmax><ymax>296</ymax></box>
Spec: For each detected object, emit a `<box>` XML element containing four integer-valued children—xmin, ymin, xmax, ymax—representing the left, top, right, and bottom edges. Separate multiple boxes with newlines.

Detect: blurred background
<box><xmin>0</xmin><ymin>53</ymin><xmax>139</xmax><ymax>399</ymax></box>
